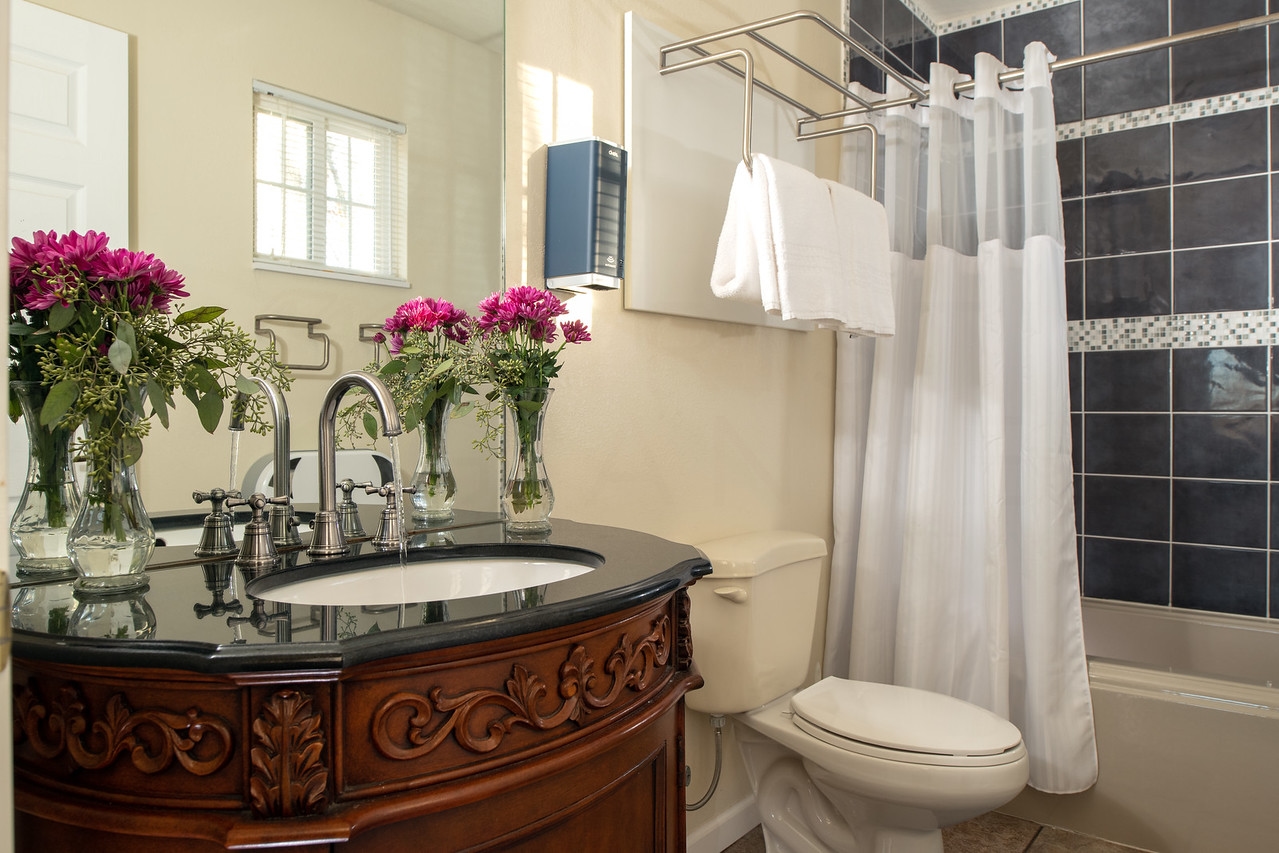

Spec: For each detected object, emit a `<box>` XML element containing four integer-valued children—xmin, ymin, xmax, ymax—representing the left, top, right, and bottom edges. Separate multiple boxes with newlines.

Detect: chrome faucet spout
<box><xmin>308</xmin><ymin>371</ymin><xmax>403</xmax><ymax>558</ymax></box>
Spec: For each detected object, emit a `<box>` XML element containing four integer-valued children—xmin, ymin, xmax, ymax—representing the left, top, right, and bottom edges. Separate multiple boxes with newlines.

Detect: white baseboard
<box><xmin>686</xmin><ymin>795</ymin><xmax>760</xmax><ymax>853</ymax></box>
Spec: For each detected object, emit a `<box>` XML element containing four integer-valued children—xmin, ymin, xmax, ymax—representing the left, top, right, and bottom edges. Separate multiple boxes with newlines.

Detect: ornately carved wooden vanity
<box><xmin>10</xmin><ymin>517</ymin><xmax>710</xmax><ymax>851</ymax></box>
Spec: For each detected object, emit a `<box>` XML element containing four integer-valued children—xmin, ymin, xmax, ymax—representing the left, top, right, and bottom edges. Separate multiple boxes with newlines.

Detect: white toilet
<box><xmin>688</xmin><ymin>531</ymin><xmax>1029</xmax><ymax>853</ymax></box>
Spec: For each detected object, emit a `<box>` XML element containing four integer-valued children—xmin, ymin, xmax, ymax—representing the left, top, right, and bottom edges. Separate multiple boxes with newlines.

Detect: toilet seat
<box><xmin>789</xmin><ymin>677</ymin><xmax>1025</xmax><ymax>768</ymax></box>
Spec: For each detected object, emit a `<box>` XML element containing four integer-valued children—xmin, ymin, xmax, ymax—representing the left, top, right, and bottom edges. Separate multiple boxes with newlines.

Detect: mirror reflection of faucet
<box><xmin>231</xmin><ymin>376</ymin><xmax>301</xmax><ymax>548</ymax></box>
<box><xmin>193</xmin><ymin>560</ymin><xmax>242</xmax><ymax>619</ymax></box>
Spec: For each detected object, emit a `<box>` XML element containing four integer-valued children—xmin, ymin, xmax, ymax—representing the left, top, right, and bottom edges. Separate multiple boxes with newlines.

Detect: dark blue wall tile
<box><xmin>1058</xmin><ymin>138</ymin><xmax>1083</xmax><ymax>199</ymax></box>
<box><xmin>1171</xmin><ymin>544</ymin><xmax>1267</xmax><ymax>616</ymax></box>
<box><xmin>1070</xmin><ymin>351</ymin><xmax>1082</xmax><ymax>412</ymax></box>
<box><xmin>1064</xmin><ymin>198</ymin><xmax>1083</xmax><ymax>260</ymax></box>
<box><xmin>1083</xmin><ymin>0</ymin><xmax>1169</xmax><ymax>118</ymax></box>
<box><xmin>849</xmin><ymin>0</ymin><xmax>887</xmax><ymax>90</ymax></box>
<box><xmin>1004</xmin><ymin>2</ymin><xmax>1082</xmax><ymax>123</ymax></box>
<box><xmin>912</xmin><ymin>35</ymin><xmax>936</xmax><ymax>82</ymax></box>
<box><xmin>1173</xmin><ymin>347</ymin><xmax>1268</xmax><ymax>412</ymax></box>
<box><xmin>1174</xmin><ymin>110</ymin><xmax>1268</xmax><ymax>183</ymax></box>
<box><xmin>884</xmin><ymin>0</ymin><xmax>924</xmax><ymax>83</ymax></box>
<box><xmin>939</xmin><ymin>21</ymin><xmax>1001</xmax><ymax>78</ymax></box>
<box><xmin>1084</xmin><ymin>475</ymin><xmax>1170</xmax><ymax>539</ymax></box>
<box><xmin>1066</xmin><ymin>260</ymin><xmax>1083</xmax><ymax>321</ymax></box>
<box><xmin>1084</xmin><ymin>413</ymin><xmax>1170</xmax><ymax>475</ymax></box>
<box><xmin>1084</xmin><ymin>349</ymin><xmax>1170</xmax><ymax>411</ymax></box>
<box><xmin>1173</xmin><ymin>176</ymin><xmax>1267</xmax><ymax>248</ymax></box>
<box><xmin>1085</xmin><ymin>189</ymin><xmax>1170</xmax><ymax>256</ymax></box>
<box><xmin>1173</xmin><ymin>414</ymin><xmax>1267</xmax><ymax>479</ymax></box>
<box><xmin>1073</xmin><ymin>412</ymin><xmax>1083</xmax><ymax>473</ymax></box>
<box><xmin>1173</xmin><ymin>245</ymin><xmax>1269</xmax><ymax>313</ymax></box>
<box><xmin>1171</xmin><ymin>0</ymin><xmax>1266</xmax><ymax>102</ymax></box>
<box><xmin>1083</xmin><ymin>537</ymin><xmax>1170</xmax><ymax>604</ymax></box>
<box><xmin>1085</xmin><ymin>253</ymin><xmax>1171</xmax><ymax>318</ymax></box>
<box><xmin>1085</xmin><ymin>125</ymin><xmax>1169</xmax><ymax>194</ymax></box>
<box><xmin>1173</xmin><ymin>480</ymin><xmax>1268</xmax><ymax>549</ymax></box>
<box><xmin>1272</xmin><ymin>484</ymin><xmax>1279</xmax><ymax>549</ymax></box>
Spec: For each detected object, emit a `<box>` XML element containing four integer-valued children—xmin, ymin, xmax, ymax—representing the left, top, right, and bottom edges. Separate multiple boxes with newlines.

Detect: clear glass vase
<box><xmin>409</xmin><ymin>392</ymin><xmax>457</xmax><ymax>522</ymax></box>
<box><xmin>67</xmin><ymin>435</ymin><xmax>155</xmax><ymax>594</ymax></box>
<box><xmin>10</xmin><ymin>381</ymin><xmax>81</xmax><ymax>575</ymax></box>
<box><xmin>502</xmin><ymin>386</ymin><xmax>554</xmax><ymax>535</ymax></box>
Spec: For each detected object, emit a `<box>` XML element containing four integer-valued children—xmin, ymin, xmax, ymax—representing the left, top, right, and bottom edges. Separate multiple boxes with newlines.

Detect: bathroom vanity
<box><xmin>9</xmin><ymin>516</ymin><xmax>710</xmax><ymax>851</ymax></box>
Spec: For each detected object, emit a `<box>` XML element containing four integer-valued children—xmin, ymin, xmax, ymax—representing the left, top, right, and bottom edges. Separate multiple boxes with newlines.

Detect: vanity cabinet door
<box><xmin>344</xmin><ymin>698</ymin><xmax>690</xmax><ymax>852</ymax></box>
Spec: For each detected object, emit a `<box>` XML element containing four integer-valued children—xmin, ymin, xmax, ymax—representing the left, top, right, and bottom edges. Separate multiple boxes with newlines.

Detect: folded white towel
<box><xmin>823</xmin><ymin>179</ymin><xmax>894</xmax><ymax>337</ymax></box>
<box><xmin>710</xmin><ymin>153</ymin><xmax>893</xmax><ymax>337</ymax></box>
<box><xmin>709</xmin><ymin>160</ymin><xmax>762</xmax><ymax>303</ymax></box>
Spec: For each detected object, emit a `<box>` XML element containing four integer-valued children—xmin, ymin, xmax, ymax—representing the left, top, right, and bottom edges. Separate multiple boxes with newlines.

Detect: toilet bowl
<box><xmin>688</xmin><ymin>531</ymin><xmax>1029</xmax><ymax>853</ymax></box>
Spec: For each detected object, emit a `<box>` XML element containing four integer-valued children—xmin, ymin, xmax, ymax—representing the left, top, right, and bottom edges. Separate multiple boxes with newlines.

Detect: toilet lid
<box><xmin>790</xmin><ymin>677</ymin><xmax>1023</xmax><ymax>761</ymax></box>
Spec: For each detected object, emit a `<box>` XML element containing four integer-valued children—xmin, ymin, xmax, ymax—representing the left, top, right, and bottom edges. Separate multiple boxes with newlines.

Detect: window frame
<box><xmin>252</xmin><ymin>81</ymin><xmax>408</xmax><ymax>288</ymax></box>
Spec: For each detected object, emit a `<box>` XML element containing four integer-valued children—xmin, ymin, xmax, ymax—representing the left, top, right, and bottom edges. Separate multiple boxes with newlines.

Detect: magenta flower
<box><xmin>560</xmin><ymin>319</ymin><xmax>591</xmax><ymax>343</ymax></box>
<box><xmin>381</xmin><ymin>296</ymin><xmax>470</xmax><ymax>356</ymax></box>
<box><xmin>474</xmin><ymin>286</ymin><xmax>590</xmax><ymax>397</ymax></box>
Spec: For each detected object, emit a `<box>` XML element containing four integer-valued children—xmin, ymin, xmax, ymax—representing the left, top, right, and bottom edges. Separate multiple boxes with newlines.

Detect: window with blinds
<box><xmin>252</xmin><ymin>82</ymin><xmax>407</xmax><ymax>286</ymax></box>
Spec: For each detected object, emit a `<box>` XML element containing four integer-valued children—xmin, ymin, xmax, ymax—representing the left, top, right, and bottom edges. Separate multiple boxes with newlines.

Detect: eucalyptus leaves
<box><xmin>9</xmin><ymin>230</ymin><xmax>289</xmax><ymax>498</ymax></box>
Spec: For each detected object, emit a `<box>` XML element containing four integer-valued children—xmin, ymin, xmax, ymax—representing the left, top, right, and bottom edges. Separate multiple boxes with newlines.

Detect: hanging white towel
<box><xmin>823</xmin><ymin>179</ymin><xmax>894</xmax><ymax>337</ymax></box>
<box><xmin>709</xmin><ymin>160</ymin><xmax>762</xmax><ymax>302</ymax></box>
<box><xmin>710</xmin><ymin>153</ymin><xmax>894</xmax><ymax>336</ymax></box>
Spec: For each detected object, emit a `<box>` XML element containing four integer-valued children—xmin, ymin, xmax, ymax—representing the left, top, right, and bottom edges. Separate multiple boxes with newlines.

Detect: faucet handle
<box><xmin>337</xmin><ymin>478</ymin><xmax>373</xmax><ymax>502</ymax></box>
<box><xmin>192</xmin><ymin>488</ymin><xmax>243</xmax><ymax>558</ymax></box>
<box><xmin>225</xmin><ymin>493</ymin><xmax>290</xmax><ymax>570</ymax></box>
<box><xmin>336</xmin><ymin>479</ymin><xmax>371</xmax><ymax>539</ymax></box>
<box><xmin>193</xmin><ymin>487</ymin><xmax>242</xmax><ymax>513</ymax></box>
<box><xmin>369</xmin><ymin>484</ymin><xmax>416</xmax><ymax>550</ymax></box>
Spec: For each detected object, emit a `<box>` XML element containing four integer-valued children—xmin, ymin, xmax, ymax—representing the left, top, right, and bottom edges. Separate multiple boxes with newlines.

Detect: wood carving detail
<box><xmin>373</xmin><ymin>613</ymin><xmax>671</xmax><ymax>761</ymax></box>
<box><xmin>11</xmin><ymin>680</ymin><xmax>232</xmax><ymax>776</ymax></box>
<box><xmin>676</xmin><ymin>588</ymin><xmax>694</xmax><ymax>671</ymax></box>
<box><xmin>249</xmin><ymin>689</ymin><xmax>329</xmax><ymax>818</ymax></box>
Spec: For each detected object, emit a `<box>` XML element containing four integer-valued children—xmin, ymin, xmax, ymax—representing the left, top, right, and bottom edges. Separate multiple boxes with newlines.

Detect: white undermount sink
<box><xmin>251</xmin><ymin>553</ymin><xmax>597</xmax><ymax>606</ymax></box>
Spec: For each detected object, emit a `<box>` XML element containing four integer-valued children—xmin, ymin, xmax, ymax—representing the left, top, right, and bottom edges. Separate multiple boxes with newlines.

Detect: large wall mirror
<box><xmin>8</xmin><ymin>0</ymin><xmax>506</xmax><ymax>524</ymax></box>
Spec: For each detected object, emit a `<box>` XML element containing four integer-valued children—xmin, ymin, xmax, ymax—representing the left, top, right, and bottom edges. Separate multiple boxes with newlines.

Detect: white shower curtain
<box><xmin>825</xmin><ymin>45</ymin><xmax>1097</xmax><ymax>793</ymax></box>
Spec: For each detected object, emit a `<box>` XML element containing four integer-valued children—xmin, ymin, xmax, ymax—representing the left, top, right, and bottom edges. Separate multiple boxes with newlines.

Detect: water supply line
<box><xmin>686</xmin><ymin>714</ymin><xmax>726</xmax><ymax>811</ymax></box>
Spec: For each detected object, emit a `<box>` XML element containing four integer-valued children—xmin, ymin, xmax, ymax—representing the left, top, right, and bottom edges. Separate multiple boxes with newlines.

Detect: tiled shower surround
<box><xmin>848</xmin><ymin>0</ymin><xmax>1279</xmax><ymax>618</ymax></box>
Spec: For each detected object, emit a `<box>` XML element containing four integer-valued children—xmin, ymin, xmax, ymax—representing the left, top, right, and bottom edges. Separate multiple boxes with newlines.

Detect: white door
<box><xmin>7</xmin><ymin>0</ymin><xmax>128</xmax><ymax>515</ymax></box>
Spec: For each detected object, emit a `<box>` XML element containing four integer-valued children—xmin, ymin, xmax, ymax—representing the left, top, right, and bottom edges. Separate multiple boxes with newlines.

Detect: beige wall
<box><xmin>28</xmin><ymin>0</ymin><xmax>503</xmax><ymax>513</ymax></box>
<box><xmin>506</xmin><ymin>0</ymin><xmax>841</xmax><ymax>843</ymax></box>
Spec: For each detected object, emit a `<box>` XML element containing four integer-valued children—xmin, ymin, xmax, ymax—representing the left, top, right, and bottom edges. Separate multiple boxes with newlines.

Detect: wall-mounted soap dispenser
<box><xmin>544</xmin><ymin>138</ymin><xmax>627</xmax><ymax>293</ymax></box>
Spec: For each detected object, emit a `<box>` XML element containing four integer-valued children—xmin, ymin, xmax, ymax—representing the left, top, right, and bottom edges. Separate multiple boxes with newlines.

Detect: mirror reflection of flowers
<box><xmin>8</xmin><ymin>229</ymin><xmax>291</xmax><ymax>508</ymax></box>
<box><xmin>340</xmin><ymin>296</ymin><xmax>477</xmax><ymax>520</ymax></box>
<box><xmin>355</xmin><ymin>296</ymin><xmax>475</xmax><ymax>437</ymax></box>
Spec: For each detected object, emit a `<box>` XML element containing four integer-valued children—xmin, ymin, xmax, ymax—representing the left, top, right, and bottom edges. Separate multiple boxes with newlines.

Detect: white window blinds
<box><xmin>253</xmin><ymin>81</ymin><xmax>407</xmax><ymax>285</ymax></box>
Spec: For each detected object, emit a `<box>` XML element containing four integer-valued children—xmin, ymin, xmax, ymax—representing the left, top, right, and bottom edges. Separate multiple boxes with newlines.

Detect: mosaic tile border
<box><xmin>930</xmin><ymin>0</ymin><xmax>1076</xmax><ymax>35</ymax></box>
<box><xmin>1056</xmin><ymin>86</ymin><xmax>1276</xmax><ymax>141</ymax></box>
<box><xmin>1068</xmin><ymin>310</ymin><xmax>1279</xmax><ymax>352</ymax></box>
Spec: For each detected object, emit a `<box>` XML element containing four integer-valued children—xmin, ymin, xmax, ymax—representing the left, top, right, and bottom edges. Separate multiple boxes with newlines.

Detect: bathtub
<box><xmin>1003</xmin><ymin>598</ymin><xmax>1279</xmax><ymax>853</ymax></box>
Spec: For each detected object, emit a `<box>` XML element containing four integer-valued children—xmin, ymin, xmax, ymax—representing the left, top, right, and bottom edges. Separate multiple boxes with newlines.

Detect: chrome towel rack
<box><xmin>661</xmin><ymin>8</ymin><xmax>1279</xmax><ymax>159</ymax></box>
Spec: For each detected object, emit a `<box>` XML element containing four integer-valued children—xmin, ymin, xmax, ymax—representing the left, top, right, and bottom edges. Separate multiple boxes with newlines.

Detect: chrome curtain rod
<box><xmin>818</xmin><ymin>10</ymin><xmax>1279</xmax><ymax>122</ymax></box>
<box><xmin>658</xmin><ymin>8</ymin><xmax>1279</xmax><ymax>179</ymax></box>
<box><xmin>660</xmin><ymin>9</ymin><xmax>1279</xmax><ymax>133</ymax></box>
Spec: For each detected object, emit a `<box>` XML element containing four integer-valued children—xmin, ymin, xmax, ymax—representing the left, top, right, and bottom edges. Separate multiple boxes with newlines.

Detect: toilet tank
<box><xmin>686</xmin><ymin>531</ymin><xmax>827</xmax><ymax>715</ymax></box>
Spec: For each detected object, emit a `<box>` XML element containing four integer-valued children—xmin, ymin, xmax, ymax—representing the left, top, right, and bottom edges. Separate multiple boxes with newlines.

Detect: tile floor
<box><xmin>722</xmin><ymin>811</ymin><xmax>1150</xmax><ymax>852</ymax></box>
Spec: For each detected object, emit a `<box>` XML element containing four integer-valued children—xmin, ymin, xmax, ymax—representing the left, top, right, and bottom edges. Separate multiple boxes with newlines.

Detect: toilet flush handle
<box><xmin>713</xmin><ymin>586</ymin><xmax>748</xmax><ymax>604</ymax></box>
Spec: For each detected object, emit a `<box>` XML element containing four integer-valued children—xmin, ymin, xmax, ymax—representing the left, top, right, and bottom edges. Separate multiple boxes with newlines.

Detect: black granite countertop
<box><xmin>9</xmin><ymin>514</ymin><xmax>711</xmax><ymax>674</ymax></box>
